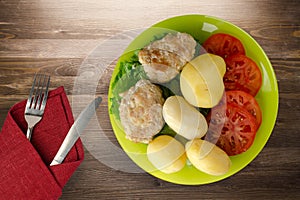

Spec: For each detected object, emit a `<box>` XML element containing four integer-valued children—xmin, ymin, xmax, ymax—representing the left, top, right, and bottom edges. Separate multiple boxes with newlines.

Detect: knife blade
<box><xmin>50</xmin><ymin>97</ymin><xmax>102</xmax><ymax>166</ymax></box>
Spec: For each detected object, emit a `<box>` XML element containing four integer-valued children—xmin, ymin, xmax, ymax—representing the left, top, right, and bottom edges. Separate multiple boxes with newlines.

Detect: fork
<box><xmin>25</xmin><ymin>73</ymin><xmax>50</xmax><ymax>140</ymax></box>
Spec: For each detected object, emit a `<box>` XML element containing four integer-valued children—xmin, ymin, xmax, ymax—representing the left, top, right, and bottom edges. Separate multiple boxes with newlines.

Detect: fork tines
<box><xmin>25</xmin><ymin>73</ymin><xmax>50</xmax><ymax>114</ymax></box>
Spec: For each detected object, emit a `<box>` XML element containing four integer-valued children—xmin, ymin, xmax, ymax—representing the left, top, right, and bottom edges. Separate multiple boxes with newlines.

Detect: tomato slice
<box><xmin>225</xmin><ymin>90</ymin><xmax>262</xmax><ymax>127</ymax></box>
<box><xmin>206</xmin><ymin>103</ymin><xmax>258</xmax><ymax>156</ymax></box>
<box><xmin>203</xmin><ymin>33</ymin><xmax>245</xmax><ymax>58</ymax></box>
<box><xmin>224</xmin><ymin>54</ymin><xmax>262</xmax><ymax>96</ymax></box>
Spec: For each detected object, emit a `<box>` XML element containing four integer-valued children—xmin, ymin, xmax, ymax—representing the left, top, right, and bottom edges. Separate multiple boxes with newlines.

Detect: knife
<box><xmin>50</xmin><ymin>97</ymin><xmax>102</xmax><ymax>166</ymax></box>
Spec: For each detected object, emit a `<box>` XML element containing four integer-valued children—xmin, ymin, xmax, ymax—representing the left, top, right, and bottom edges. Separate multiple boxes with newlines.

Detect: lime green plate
<box><xmin>108</xmin><ymin>15</ymin><xmax>278</xmax><ymax>185</ymax></box>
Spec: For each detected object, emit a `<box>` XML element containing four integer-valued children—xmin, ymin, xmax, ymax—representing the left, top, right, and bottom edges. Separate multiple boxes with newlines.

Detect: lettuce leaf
<box><xmin>109</xmin><ymin>51</ymin><xmax>147</xmax><ymax>120</ymax></box>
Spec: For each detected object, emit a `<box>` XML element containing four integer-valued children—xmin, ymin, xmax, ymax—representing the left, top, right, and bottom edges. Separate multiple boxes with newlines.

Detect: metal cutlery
<box><xmin>24</xmin><ymin>73</ymin><xmax>50</xmax><ymax>140</ymax></box>
<box><xmin>50</xmin><ymin>97</ymin><xmax>102</xmax><ymax>166</ymax></box>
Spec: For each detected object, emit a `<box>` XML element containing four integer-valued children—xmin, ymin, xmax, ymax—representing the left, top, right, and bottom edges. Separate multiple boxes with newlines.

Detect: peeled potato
<box><xmin>163</xmin><ymin>96</ymin><xmax>208</xmax><ymax>140</ymax></box>
<box><xmin>209</xmin><ymin>53</ymin><xmax>226</xmax><ymax>76</ymax></box>
<box><xmin>180</xmin><ymin>53</ymin><xmax>226</xmax><ymax>108</ymax></box>
<box><xmin>185</xmin><ymin>139</ymin><xmax>231</xmax><ymax>176</ymax></box>
<box><xmin>147</xmin><ymin>135</ymin><xmax>186</xmax><ymax>174</ymax></box>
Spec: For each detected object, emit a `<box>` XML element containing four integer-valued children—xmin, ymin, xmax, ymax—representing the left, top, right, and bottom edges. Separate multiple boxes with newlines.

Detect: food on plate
<box><xmin>203</xmin><ymin>33</ymin><xmax>245</xmax><ymax>58</ymax></box>
<box><xmin>119</xmin><ymin>79</ymin><xmax>165</xmax><ymax>143</ymax></box>
<box><xmin>180</xmin><ymin>53</ymin><xmax>226</xmax><ymax>108</ymax></box>
<box><xmin>147</xmin><ymin>135</ymin><xmax>187</xmax><ymax>174</ymax></box>
<box><xmin>111</xmin><ymin>28</ymin><xmax>265</xmax><ymax>178</ymax></box>
<box><xmin>225</xmin><ymin>90</ymin><xmax>262</xmax><ymax>126</ymax></box>
<box><xmin>206</xmin><ymin>103</ymin><xmax>258</xmax><ymax>156</ymax></box>
<box><xmin>209</xmin><ymin>54</ymin><xmax>226</xmax><ymax>77</ymax></box>
<box><xmin>109</xmin><ymin>53</ymin><xmax>148</xmax><ymax>120</ymax></box>
<box><xmin>162</xmin><ymin>96</ymin><xmax>208</xmax><ymax>140</ymax></box>
<box><xmin>185</xmin><ymin>139</ymin><xmax>231</xmax><ymax>176</ymax></box>
<box><xmin>138</xmin><ymin>32</ymin><xmax>197</xmax><ymax>83</ymax></box>
<box><xmin>223</xmin><ymin>54</ymin><xmax>262</xmax><ymax>96</ymax></box>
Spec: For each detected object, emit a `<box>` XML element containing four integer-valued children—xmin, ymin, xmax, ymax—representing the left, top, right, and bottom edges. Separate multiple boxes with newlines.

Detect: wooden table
<box><xmin>1</xmin><ymin>0</ymin><xmax>299</xmax><ymax>199</ymax></box>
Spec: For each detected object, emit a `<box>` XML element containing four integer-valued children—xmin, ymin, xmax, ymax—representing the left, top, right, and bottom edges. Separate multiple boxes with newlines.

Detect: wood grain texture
<box><xmin>0</xmin><ymin>0</ymin><xmax>299</xmax><ymax>199</ymax></box>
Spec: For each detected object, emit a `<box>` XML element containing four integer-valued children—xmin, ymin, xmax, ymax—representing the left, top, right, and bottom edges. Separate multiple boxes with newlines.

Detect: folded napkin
<box><xmin>0</xmin><ymin>86</ymin><xmax>84</xmax><ymax>199</ymax></box>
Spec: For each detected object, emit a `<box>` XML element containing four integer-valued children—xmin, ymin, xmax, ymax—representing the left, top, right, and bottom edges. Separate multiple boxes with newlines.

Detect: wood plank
<box><xmin>0</xmin><ymin>24</ymin><xmax>299</xmax><ymax>59</ymax></box>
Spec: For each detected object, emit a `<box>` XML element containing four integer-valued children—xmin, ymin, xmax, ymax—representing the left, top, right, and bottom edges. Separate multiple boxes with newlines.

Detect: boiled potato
<box><xmin>147</xmin><ymin>135</ymin><xmax>186</xmax><ymax>174</ymax></box>
<box><xmin>185</xmin><ymin>139</ymin><xmax>231</xmax><ymax>176</ymax></box>
<box><xmin>180</xmin><ymin>53</ymin><xmax>226</xmax><ymax>108</ymax></box>
<box><xmin>209</xmin><ymin>53</ymin><xmax>226</xmax><ymax>76</ymax></box>
<box><xmin>163</xmin><ymin>96</ymin><xmax>208</xmax><ymax>140</ymax></box>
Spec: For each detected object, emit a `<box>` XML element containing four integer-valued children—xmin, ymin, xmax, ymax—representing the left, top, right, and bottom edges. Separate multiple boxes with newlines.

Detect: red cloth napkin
<box><xmin>0</xmin><ymin>86</ymin><xmax>84</xmax><ymax>199</ymax></box>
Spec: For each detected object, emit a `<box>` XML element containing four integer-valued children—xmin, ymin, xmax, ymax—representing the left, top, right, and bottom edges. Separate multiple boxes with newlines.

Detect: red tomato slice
<box><xmin>203</xmin><ymin>33</ymin><xmax>245</xmax><ymax>58</ymax></box>
<box><xmin>225</xmin><ymin>90</ymin><xmax>262</xmax><ymax>127</ymax></box>
<box><xmin>224</xmin><ymin>54</ymin><xmax>262</xmax><ymax>96</ymax></box>
<box><xmin>206</xmin><ymin>103</ymin><xmax>258</xmax><ymax>156</ymax></box>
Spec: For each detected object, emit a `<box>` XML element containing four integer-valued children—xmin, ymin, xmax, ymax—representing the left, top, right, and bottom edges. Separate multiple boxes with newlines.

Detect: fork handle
<box><xmin>26</xmin><ymin>127</ymin><xmax>33</xmax><ymax>140</ymax></box>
